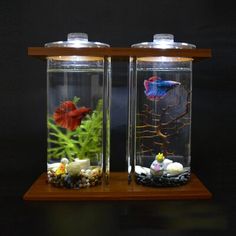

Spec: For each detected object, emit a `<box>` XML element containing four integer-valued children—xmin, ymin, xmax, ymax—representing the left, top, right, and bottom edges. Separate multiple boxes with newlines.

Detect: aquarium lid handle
<box><xmin>153</xmin><ymin>34</ymin><xmax>174</xmax><ymax>44</ymax></box>
<box><xmin>67</xmin><ymin>33</ymin><xmax>88</xmax><ymax>42</ymax></box>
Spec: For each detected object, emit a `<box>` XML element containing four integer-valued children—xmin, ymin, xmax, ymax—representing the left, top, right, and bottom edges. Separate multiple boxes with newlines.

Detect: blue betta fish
<box><xmin>144</xmin><ymin>76</ymin><xmax>181</xmax><ymax>101</ymax></box>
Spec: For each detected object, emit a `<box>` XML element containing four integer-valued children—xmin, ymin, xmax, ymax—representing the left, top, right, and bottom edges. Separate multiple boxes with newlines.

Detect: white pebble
<box><xmin>166</xmin><ymin>162</ymin><xmax>183</xmax><ymax>175</ymax></box>
<box><xmin>92</xmin><ymin>168</ymin><xmax>99</xmax><ymax>175</ymax></box>
<box><xmin>67</xmin><ymin>162</ymin><xmax>81</xmax><ymax>176</ymax></box>
<box><xmin>135</xmin><ymin>165</ymin><xmax>150</xmax><ymax>175</ymax></box>
<box><xmin>74</xmin><ymin>158</ymin><xmax>90</xmax><ymax>169</ymax></box>
<box><xmin>142</xmin><ymin>167</ymin><xmax>151</xmax><ymax>175</ymax></box>
<box><xmin>135</xmin><ymin>165</ymin><xmax>143</xmax><ymax>175</ymax></box>
<box><xmin>61</xmin><ymin>157</ymin><xmax>69</xmax><ymax>165</ymax></box>
<box><xmin>163</xmin><ymin>158</ymin><xmax>173</xmax><ymax>170</ymax></box>
<box><xmin>47</xmin><ymin>162</ymin><xmax>60</xmax><ymax>172</ymax></box>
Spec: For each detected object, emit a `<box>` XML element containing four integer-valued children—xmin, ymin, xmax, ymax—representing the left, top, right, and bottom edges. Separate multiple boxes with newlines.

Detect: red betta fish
<box><xmin>53</xmin><ymin>101</ymin><xmax>91</xmax><ymax>131</ymax></box>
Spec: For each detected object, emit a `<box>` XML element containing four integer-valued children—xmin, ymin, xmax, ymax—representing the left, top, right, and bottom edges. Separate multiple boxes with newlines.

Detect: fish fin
<box><xmin>53</xmin><ymin>101</ymin><xmax>91</xmax><ymax>131</ymax></box>
<box><xmin>146</xmin><ymin>95</ymin><xmax>155</xmax><ymax>101</ymax></box>
<box><xmin>145</xmin><ymin>84</ymin><xmax>167</xmax><ymax>101</ymax></box>
<box><xmin>148</xmin><ymin>76</ymin><xmax>160</xmax><ymax>82</ymax></box>
<box><xmin>68</xmin><ymin>109</ymin><xmax>82</xmax><ymax>117</ymax></box>
<box><xmin>158</xmin><ymin>80</ymin><xmax>181</xmax><ymax>88</ymax></box>
<box><xmin>60</xmin><ymin>101</ymin><xmax>76</xmax><ymax>111</ymax></box>
<box><xmin>147</xmin><ymin>95</ymin><xmax>162</xmax><ymax>101</ymax></box>
<box><xmin>156</xmin><ymin>87</ymin><xmax>167</xmax><ymax>97</ymax></box>
<box><xmin>67</xmin><ymin>120</ymin><xmax>79</xmax><ymax>131</ymax></box>
<box><xmin>68</xmin><ymin>107</ymin><xmax>91</xmax><ymax>117</ymax></box>
<box><xmin>144</xmin><ymin>80</ymin><xmax>149</xmax><ymax>92</ymax></box>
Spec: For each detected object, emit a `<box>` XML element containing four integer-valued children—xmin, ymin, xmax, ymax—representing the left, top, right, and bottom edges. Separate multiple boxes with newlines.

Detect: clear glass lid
<box><xmin>132</xmin><ymin>34</ymin><xmax>196</xmax><ymax>49</ymax></box>
<box><xmin>45</xmin><ymin>32</ymin><xmax>110</xmax><ymax>48</ymax></box>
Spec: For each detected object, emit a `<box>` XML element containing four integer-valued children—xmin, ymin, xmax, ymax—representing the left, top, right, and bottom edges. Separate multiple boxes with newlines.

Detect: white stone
<box><xmin>142</xmin><ymin>167</ymin><xmax>151</xmax><ymax>175</ymax></box>
<box><xmin>67</xmin><ymin>162</ymin><xmax>81</xmax><ymax>176</ymax></box>
<box><xmin>86</xmin><ymin>169</ymin><xmax>91</xmax><ymax>174</ymax></box>
<box><xmin>74</xmin><ymin>158</ymin><xmax>90</xmax><ymax>169</ymax></box>
<box><xmin>91</xmin><ymin>168</ymin><xmax>101</xmax><ymax>176</ymax></box>
<box><xmin>47</xmin><ymin>163</ymin><xmax>60</xmax><ymax>172</ymax></box>
<box><xmin>135</xmin><ymin>165</ymin><xmax>150</xmax><ymax>175</ymax></box>
<box><xmin>163</xmin><ymin>158</ymin><xmax>173</xmax><ymax>170</ymax></box>
<box><xmin>61</xmin><ymin>157</ymin><xmax>69</xmax><ymax>165</ymax></box>
<box><xmin>166</xmin><ymin>162</ymin><xmax>183</xmax><ymax>175</ymax></box>
<box><xmin>135</xmin><ymin>165</ymin><xmax>143</xmax><ymax>175</ymax></box>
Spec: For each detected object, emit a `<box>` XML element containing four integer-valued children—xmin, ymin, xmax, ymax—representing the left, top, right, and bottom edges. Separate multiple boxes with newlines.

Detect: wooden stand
<box><xmin>23</xmin><ymin>172</ymin><xmax>212</xmax><ymax>201</ymax></box>
<box><xmin>25</xmin><ymin>48</ymin><xmax>212</xmax><ymax>201</ymax></box>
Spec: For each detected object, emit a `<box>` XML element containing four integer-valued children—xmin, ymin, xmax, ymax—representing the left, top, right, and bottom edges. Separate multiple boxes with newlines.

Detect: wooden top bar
<box><xmin>28</xmin><ymin>47</ymin><xmax>211</xmax><ymax>61</ymax></box>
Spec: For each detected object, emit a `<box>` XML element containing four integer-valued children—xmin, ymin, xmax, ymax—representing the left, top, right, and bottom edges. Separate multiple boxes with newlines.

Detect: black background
<box><xmin>1</xmin><ymin>0</ymin><xmax>236</xmax><ymax>235</ymax></box>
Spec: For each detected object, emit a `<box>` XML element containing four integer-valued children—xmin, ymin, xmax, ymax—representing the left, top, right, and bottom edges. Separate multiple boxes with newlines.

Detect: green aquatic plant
<box><xmin>74</xmin><ymin>99</ymin><xmax>103</xmax><ymax>161</ymax></box>
<box><xmin>47</xmin><ymin>99</ymin><xmax>103</xmax><ymax>162</ymax></box>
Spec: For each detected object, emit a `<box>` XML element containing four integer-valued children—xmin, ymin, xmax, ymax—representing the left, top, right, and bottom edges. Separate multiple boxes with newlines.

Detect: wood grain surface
<box><xmin>28</xmin><ymin>47</ymin><xmax>212</xmax><ymax>61</ymax></box>
<box><xmin>23</xmin><ymin>172</ymin><xmax>212</xmax><ymax>201</ymax></box>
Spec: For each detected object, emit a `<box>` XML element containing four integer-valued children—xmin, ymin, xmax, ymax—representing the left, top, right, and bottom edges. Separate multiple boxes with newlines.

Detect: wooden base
<box><xmin>23</xmin><ymin>172</ymin><xmax>212</xmax><ymax>201</ymax></box>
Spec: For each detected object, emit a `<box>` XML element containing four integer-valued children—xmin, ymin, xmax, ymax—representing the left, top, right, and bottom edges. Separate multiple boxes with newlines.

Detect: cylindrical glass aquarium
<box><xmin>128</xmin><ymin>34</ymin><xmax>195</xmax><ymax>187</ymax></box>
<box><xmin>46</xmin><ymin>33</ymin><xmax>111</xmax><ymax>189</ymax></box>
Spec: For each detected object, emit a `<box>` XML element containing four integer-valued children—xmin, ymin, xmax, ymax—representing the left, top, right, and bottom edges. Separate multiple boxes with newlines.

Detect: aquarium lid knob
<box><xmin>45</xmin><ymin>32</ymin><xmax>109</xmax><ymax>48</ymax></box>
<box><xmin>132</xmin><ymin>33</ymin><xmax>196</xmax><ymax>49</ymax></box>
<box><xmin>67</xmin><ymin>33</ymin><xmax>88</xmax><ymax>42</ymax></box>
<box><xmin>153</xmin><ymin>34</ymin><xmax>174</xmax><ymax>44</ymax></box>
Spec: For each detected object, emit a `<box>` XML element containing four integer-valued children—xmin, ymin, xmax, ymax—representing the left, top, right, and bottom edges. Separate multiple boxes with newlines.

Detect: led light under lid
<box><xmin>132</xmin><ymin>33</ymin><xmax>196</xmax><ymax>49</ymax></box>
<box><xmin>47</xmin><ymin>55</ymin><xmax>103</xmax><ymax>61</ymax></box>
<box><xmin>137</xmin><ymin>56</ymin><xmax>193</xmax><ymax>62</ymax></box>
<box><xmin>45</xmin><ymin>32</ymin><xmax>109</xmax><ymax>61</ymax></box>
<box><xmin>132</xmin><ymin>33</ymin><xmax>195</xmax><ymax>62</ymax></box>
<box><xmin>45</xmin><ymin>32</ymin><xmax>110</xmax><ymax>48</ymax></box>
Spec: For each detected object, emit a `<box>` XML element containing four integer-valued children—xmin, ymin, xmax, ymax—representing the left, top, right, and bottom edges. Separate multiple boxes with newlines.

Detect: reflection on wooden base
<box><xmin>23</xmin><ymin>172</ymin><xmax>212</xmax><ymax>201</ymax></box>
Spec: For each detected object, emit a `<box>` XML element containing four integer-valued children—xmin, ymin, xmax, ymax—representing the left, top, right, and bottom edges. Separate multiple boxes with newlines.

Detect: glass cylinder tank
<box><xmin>46</xmin><ymin>33</ymin><xmax>111</xmax><ymax>189</ymax></box>
<box><xmin>128</xmin><ymin>34</ymin><xmax>195</xmax><ymax>187</ymax></box>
